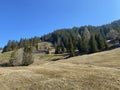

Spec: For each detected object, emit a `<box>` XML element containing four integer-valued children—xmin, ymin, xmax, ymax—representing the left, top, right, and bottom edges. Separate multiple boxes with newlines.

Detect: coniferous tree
<box><xmin>83</xmin><ymin>27</ymin><xmax>91</xmax><ymax>41</ymax></box>
<box><xmin>89</xmin><ymin>35</ymin><xmax>98</xmax><ymax>53</ymax></box>
<box><xmin>77</xmin><ymin>38</ymin><xmax>82</xmax><ymax>53</ymax></box>
<box><xmin>95</xmin><ymin>34</ymin><xmax>106</xmax><ymax>50</ymax></box>
<box><xmin>68</xmin><ymin>38</ymin><xmax>75</xmax><ymax>57</ymax></box>
<box><xmin>19</xmin><ymin>39</ymin><xmax>24</xmax><ymax>48</ymax></box>
<box><xmin>55</xmin><ymin>42</ymin><xmax>59</xmax><ymax>54</ymax></box>
<box><xmin>81</xmin><ymin>37</ymin><xmax>89</xmax><ymax>53</ymax></box>
<box><xmin>22</xmin><ymin>45</ymin><xmax>33</xmax><ymax>66</ymax></box>
<box><xmin>11</xmin><ymin>41</ymin><xmax>18</xmax><ymax>51</ymax></box>
<box><xmin>80</xmin><ymin>28</ymin><xmax>91</xmax><ymax>53</ymax></box>
<box><xmin>61</xmin><ymin>42</ymin><xmax>66</xmax><ymax>53</ymax></box>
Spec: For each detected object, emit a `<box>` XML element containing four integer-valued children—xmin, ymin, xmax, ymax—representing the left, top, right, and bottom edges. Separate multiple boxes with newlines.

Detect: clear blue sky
<box><xmin>0</xmin><ymin>0</ymin><xmax>120</xmax><ymax>47</ymax></box>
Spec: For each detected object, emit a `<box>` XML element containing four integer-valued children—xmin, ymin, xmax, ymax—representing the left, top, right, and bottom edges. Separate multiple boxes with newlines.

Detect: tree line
<box><xmin>54</xmin><ymin>32</ymin><xmax>108</xmax><ymax>57</ymax></box>
<box><xmin>2</xmin><ymin>36</ymin><xmax>40</xmax><ymax>53</ymax></box>
<box><xmin>2</xmin><ymin>20</ymin><xmax>120</xmax><ymax>54</ymax></box>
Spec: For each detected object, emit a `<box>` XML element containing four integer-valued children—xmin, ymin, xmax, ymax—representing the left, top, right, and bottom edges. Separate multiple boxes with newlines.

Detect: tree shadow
<box><xmin>51</xmin><ymin>58</ymin><xmax>61</xmax><ymax>61</ymax></box>
<box><xmin>0</xmin><ymin>63</ymin><xmax>12</xmax><ymax>67</ymax></box>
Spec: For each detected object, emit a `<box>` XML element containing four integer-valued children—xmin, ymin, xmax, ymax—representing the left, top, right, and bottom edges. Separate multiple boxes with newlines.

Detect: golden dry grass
<box><xmin>0</xmin><ymin>48</ymin><xmax>120</xmax><ymax>90</ymax></box>
<box><xmin>0</xmin><ymin>51</ymin><xmax>12</xmax><ymax>64</ymax></box>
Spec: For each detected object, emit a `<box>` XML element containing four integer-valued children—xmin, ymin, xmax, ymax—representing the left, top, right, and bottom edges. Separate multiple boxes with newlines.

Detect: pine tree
<box><xmin>61</xmin><ymin>42</ymin><xmax>66</xmax><ymax>53</ymax></box>
<box><xmin>89</xmin><ymin>35</ymin><xmax>98</xmax><ymax>53</ymax></box>
<box><xmin>11</xmin><ymin>41</ymin><xmax>18</xmax><ymax>51</ymax></box>
<box><xmin>81</xmin><ymin>28</ymin><xmax>91</xmax><ymax>53</ymax></box>
<box><xmin>22</xmin><ymin>45</ymin><xmax>33</xmax><ymax>66</ymax></box>
<box><xmin>95</xmin><ymin>34</ymin><xmax>106</xmax><ymax>50</ymax></box>
<box><xmin>68</xmin><ymin>38</ymin><xmax>75</xmax><ymax>57</ymax></box>
<box><xmin>55</xmin><ymin>42</ymin><xmax>59</xmax><ymax>54</ymax></box>
<box><xmin>77</xmin><ymin>38</ymin><xmax>82</xmax><ymax>53</ymax></box>
<box><xmin>33</xmin><ymin>36</ymin><xmax>40</xmax><ymax>46</ymax></box>
<box><xmin>83</xmin><ymin>27</ymin><xmax>91</xmax><ymax>41</ymax></box>
<box><xmin>81</xmin><ymin>36</ymin><xmax>89</xmax><ymax>53</ymax></box>
<box><xmin>19</xmin><ymin>39</ymin><xmax>24</xmax><ymax>48</ymax></box>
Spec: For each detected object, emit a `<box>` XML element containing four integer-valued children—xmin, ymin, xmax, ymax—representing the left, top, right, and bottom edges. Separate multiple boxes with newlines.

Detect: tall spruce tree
<box><xmin>22</xmin><ymin>45</ymin><xmax>33</xmax><ymax>66</ymax></box>
<box><xmin>68</xmin><ymin>38</ymin><xmax>75</xmax><ymax>57</ymax></box>
<box><xmin>61</xmin><ymin>42</ymin><xmax>66</xmax><ymax>53</ymax></box>
<box><xmin>89</xmin><ymin>35</ymin><xmax>98</xmax><ymax>53</ymax></box>
<box><xmin>80</xmin><ymin>28</ymin><xmax>91</xmax><ymax>53</ymax></box>
<box><xmin>77</xmin><ymin>38</ymin><xmax>82</xmax><ymax>53</ymax></box>
<box><xmin>95</xmin><ymin>34</ymin><xmax>106</xmax><ymax>50</ymax></box>
<box><xmin>19</xmin><ymin>39</ymin><xmax>24</xmax><ymax>48</ymax></box>
<box><xmin>81</xmin><ymin>37</ymin><xmax>89</xmax><ymax>53</ymax></box>
<box><xmin>55</xmin><ymin>42</ymin><xmax>59</xmax><ymax>54</ymax></box>
<box><xmin>54</xmin><ymin>39</ymin><xmax>62</xmax><ymax>54</ymax></box>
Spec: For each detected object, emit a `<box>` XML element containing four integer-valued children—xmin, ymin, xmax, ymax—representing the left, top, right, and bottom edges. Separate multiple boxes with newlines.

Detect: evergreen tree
<box><xmin>55</xmin><ymin>42</ymin><xmax>59</xmax><ymax>54</ymax></box>
<box><xmin>22</xmin><ymin>45</ymin><xmax>33</xmax><ymax>66</ymax></box>
<box><xmin>19</xmin><ymin>39</ymin><xmax>24</xmax><ymax>48</ymax></box>
<box><xmin>61</xmin><ymin>42</ymin><xmax>66</xmax><ymax>53</ymax></box>
<box><xmin>33</xmin><ymin>36</ymin><xmax>40</xmax><ymax>46</ymax></box>
<box><xmin>89</xmin><ymin>35</ymin><xmax>98</xmax><ymax>53</ymax></box>
<box><xmin>83</xmin><ymin>27</ymin><xmax>91</xmax><ymax>41</ymax></box>
<box><xmin>11</xmin><ymin>41</ymin><xmax>18</xmax><ymax>51</ymax></box>
<box><xmin>68</xmin><ymin>38</ymin><xmax>75</xmax><ymax>57</ymax></box>
<box><xmin>81</xmin><ymin>37</ymin><xmax>89</xmax><ymax>53</ymax></box>
<box><xmin>95</xmin><ymin>34</ymin><xmax>106</xmax><ymax>50</ymax></box>
<box><xmin>77</xmin><ymin>38</ymin><xmax>82</xmax><ymax>53</ymax></box>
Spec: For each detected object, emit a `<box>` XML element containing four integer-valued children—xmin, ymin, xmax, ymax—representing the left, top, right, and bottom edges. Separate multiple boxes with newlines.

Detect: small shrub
<box><xmin>22</xmin><ymin>46</ymin><xmax>34</xmax><ymax>66</ymax></box>
<box><xmin>9</xmin><ymin>46</ymin><xmax>34</xmax><ymax>66</ymax></box>
<box><xmin>9</xmin><ymin>49</ymin><xmax>23</xmax><ymax>66</ymax></box>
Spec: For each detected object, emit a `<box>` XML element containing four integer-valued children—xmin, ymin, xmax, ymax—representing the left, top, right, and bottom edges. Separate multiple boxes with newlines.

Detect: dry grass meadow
<box><xmin>0</xmin><ymin>48</ymin><xmax>120</xmax><ymax>90</ymax></box>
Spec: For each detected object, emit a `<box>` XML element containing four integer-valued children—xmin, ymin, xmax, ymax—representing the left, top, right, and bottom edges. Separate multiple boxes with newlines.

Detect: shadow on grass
<box><xmin>0</xmin><ymin>63</ymin><xmax>12</xmax><ymax>67</ymax></box>
<box><xmin>51</xmin><ymin>58</ymin><xmax>61</xmax><ymax>61</ymax></box>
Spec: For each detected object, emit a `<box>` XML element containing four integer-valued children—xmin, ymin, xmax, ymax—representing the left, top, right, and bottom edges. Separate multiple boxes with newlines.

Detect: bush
<box><xmin>9</xmin><ymin>49</ymin><xmax>24</xmax><ymax>66</ymax></box>
<box><xmin>22</xmin><ymin>46</ymin><xmax>34</xmax><ymax>66</ymax></box>
<box><xmin>9</xmin><ymin>46</ymin><xmax>34</xmax><ymax>66</ymax></box>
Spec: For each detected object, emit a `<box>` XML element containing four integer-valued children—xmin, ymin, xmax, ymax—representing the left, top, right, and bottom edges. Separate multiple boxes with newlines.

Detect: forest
<box><xmin>2</xmin><ymin>20</ymin><xmax>120</xmax><ymax>57</ymax></box>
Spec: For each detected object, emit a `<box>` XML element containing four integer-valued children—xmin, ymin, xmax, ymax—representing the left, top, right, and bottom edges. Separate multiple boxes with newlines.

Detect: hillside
<box><xmin>0</xmin><ymin>48</ymin><xmax>120</xmax><ymax>90</ymax></box>
<box><xmin>41</xmin><ymin>20</ymin><xmax>120</xmax><ymax>44</ymax></box>
<box><xmin>2</xmin><ymin>20</ymin><xmax>120</xmax><ymax>53</ymax></box>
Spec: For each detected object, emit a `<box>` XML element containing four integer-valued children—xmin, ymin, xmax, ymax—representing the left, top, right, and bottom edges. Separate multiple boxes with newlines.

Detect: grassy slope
<box><xmin>0</xmin><ymin>51</ymin><xmax>12</xmax><ymax>64</ymax></box>
<box><xmin>0</xmin><ymin>49</ymin><xmax>120</xmax><ymax>90</ymax></box>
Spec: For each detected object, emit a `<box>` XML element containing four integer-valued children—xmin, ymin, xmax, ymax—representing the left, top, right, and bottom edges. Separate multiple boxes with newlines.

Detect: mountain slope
<box><xmin>0</xmin><ymin>48</ymin><xmax>120</xmax><ymax>90</ymax></box>
<box><xmin>41</xmin><ymin>20</ymin><xmax>120</xmax><ymax>44</ymax></box>
<box><xmin>3</xmin><ymin>20</ymin><xmax>120</xmax><ymax>53</ymax></box>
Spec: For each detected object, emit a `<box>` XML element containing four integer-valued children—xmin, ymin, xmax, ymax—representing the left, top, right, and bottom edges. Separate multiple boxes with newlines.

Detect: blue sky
<box><xmin>0</xmin><ymin>0</ymin><xmax>120</xmax><ymax>47</ymax></box>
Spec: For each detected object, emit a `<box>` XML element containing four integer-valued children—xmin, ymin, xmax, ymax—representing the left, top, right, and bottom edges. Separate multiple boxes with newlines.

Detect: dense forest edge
<box><xmin>1</xmin><ymin>20</ymin><xmax>120</xmax><ymax>64</ymax></box>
